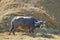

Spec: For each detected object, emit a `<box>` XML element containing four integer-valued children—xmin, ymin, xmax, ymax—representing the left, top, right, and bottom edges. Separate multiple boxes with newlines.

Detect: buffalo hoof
<box><xmin>9</xmin><ymin>33</ymin><xmax>11</xmax><ymax>35</ymax></box>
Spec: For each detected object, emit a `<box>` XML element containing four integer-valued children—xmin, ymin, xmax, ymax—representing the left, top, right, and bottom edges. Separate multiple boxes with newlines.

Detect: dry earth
<box><xmin>0</xmin><ymin>32</ymin><xmax>60</xmax><ymax>40</ymax></box>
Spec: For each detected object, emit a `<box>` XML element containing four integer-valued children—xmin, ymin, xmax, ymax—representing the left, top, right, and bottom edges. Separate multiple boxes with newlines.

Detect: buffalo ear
<box><xmin>35</xmin><ymin>22</ymin><xmax>38</xmax><ymax>24</ymax></box>
<box><xmin>35</xmin><ymin>22</ymin><xmax>39</xmax><ymax>26</ymax></box>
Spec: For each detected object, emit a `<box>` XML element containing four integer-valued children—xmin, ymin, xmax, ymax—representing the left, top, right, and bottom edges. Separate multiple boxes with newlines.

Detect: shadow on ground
<box><xmin>21</xmin><ymin>28</ymin><xmax>60</xmax><ymax>38</ymax></box>
<box><xmin>0</xmin><ymin>28</ymin><xmax>60</xmax><ymax>39</ymax></box>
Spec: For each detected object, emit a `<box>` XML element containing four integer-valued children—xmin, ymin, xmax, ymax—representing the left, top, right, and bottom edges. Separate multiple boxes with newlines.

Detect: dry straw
<box><xmin>0</xmin><ymin>7</ymin><xmax>56</xmax><ymax>27</ymax></box>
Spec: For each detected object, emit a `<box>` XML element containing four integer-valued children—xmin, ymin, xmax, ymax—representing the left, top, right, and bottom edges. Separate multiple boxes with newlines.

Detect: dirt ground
<box><xmin>0</xmin><ymin>32</ymin><xmax>60</xmax><ymax>40</ymax></box>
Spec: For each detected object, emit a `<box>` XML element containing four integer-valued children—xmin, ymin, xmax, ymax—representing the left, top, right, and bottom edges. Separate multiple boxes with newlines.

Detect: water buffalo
<box><xmin>9</xmin><ymin>16</ymin><xmax>46</xmax><ymax>35</ymax></box>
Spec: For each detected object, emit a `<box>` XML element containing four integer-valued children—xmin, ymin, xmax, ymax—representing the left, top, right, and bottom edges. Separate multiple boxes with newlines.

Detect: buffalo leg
<box><xmin>9</xmin><ymin>25</ymin><xmax>15</xmax><ymax>35</ymax></box>
<box><xmin>12</xmin><ymin>30</ymin><xmax>15</xmax><ymax>35</ymax></box>
<box><xmin>29</xmin><ymin>26</ymin><xmax>35</xmax><ymax>33</ymax></box>
<box><xmin>9</xmin><ymin>31</ymin><xmax>11</xmax><ymax>35</ymax></box>
<box><xmin>9</xmin><ymin>26</ymin><xmax>13</xmax><ymax>35</ymax></box>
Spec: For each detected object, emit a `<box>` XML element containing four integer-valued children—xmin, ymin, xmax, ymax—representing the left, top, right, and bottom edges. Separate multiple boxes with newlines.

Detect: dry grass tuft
<box><xmin>0</xmin><ymin>0</ymin><xmax>57</xmax><ymax>30</ymax></box>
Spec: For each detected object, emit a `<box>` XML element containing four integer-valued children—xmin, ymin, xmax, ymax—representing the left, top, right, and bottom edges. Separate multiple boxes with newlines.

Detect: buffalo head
<box><xmin>35</xmin><ymin>21</ymin><xmax>46</xmax><ymax>28</ymax></box>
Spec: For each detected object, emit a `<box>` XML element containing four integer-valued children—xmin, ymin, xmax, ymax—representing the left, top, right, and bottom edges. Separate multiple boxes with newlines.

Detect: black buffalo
<box><xmin>9</xmin><ymin>16</ymin><xmax>45</xmax><ymax>35</ymax></box>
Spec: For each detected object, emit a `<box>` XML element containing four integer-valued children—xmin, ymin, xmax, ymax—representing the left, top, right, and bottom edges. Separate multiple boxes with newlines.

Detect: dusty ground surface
<box><xmin>0</xmin><ymin>32</ymin><xmax>60</xmax><ymax>40</ymax></box>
